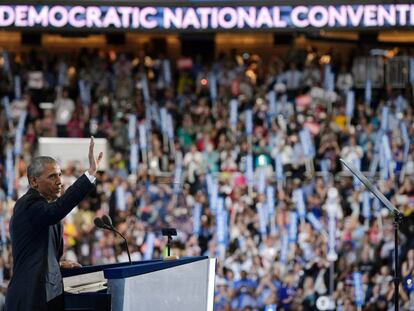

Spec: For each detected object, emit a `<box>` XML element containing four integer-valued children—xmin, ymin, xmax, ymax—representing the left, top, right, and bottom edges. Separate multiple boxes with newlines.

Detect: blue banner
<box><xmin>128</xmin><ymin>114</ymin><xmax>137</xmax><ymax>140</ymax></box>
<box><xmin>2</xmin><ymin>97</ymin><xmax>12</xmax><ymax>121</ymax></box>
<box><xmin>116</xmin><ymin>185</ymin><xmax>127</xmax><ymax>211</ymax></box>
<box><xmin>411</xmin><ymin>58</ymin><xmax>414</xmax><ymax>85</ymax></box>
<box><xmin>327</xmin><ymin>210</ymin><xmax>337</xmax><ymax>261</ymax></box>
<box><xmin>293</xmin><ymin>188</ymin><xmax>306</xmax><ymax>220</ymax></box>
<box><xmin>324</xmin><ymin>65</ymin><xmax>334</xmax><ymax>92</ymax></box>
<box><xmin>320</xmin><ymin>159</ymin><xmax>330</xmax><ymax>183</ymax></box>
<box><xmin>288</xmin><ymin>212</ymin><xmax>298</xmax><ymax>243</ymax></box>
<box><xmin>365</xmin><ymin>79</ymin><xmax>372</xmax><ymax>103</ymax></box>
<box><xmin>173</xmin><ymin>164</ymin><xmax>182</xmax><ymax>194</ymax></box>
<box><xmin>209</xmin><ymin>72</ymin><xmax>217</xmax><ymax>101</ymax></box>
<box><xmin>268</xmin><ymin>91</ymin><xmax>276</xmax><ymax>118</ymax></box>
<box><xmin>245</xmin><ymin>109</ymin><xmax>253</xmax><ymax>136</ymax></box>
<box><xmin>230</xmin><ymin>99</ymin><xmax>238</xmax><ymax>130</ymax></box>
<box><xmin>400</xmin><ymin>122</ymin><xmax>410</xmax><ymax>162</ymax></box>
<box><xmin>246</xmin><ymin>153</ymin><xmax>254</xmax><ymax>188</ymax></box>
<box><xmin>216</xmin><ymin>197</ymin><xmax>226</xmax><ymax>245</ymax></box>
<box><xmin>381</xmin><ymin>106</ymin><xmax>389</xmax><ymax>131</ymax></box>
<box><xmin>166</xmin><ymin>113</ymin><xmax>174</xmax><ymax>141</ymax></box>
<box><xmin>78</xmin><ymin>79</ymin><xmax>91</xmax><ymax>106</ymax></box>
<box><xmin>267</xmin><ymin>186</ymin><xmax>275</xmax><ymax>216</ymax></box>
<box><xmin>306</xmin><ymin>212</ymin><xmax>323</xmax><ymax>233</ymax></box>
<box><xmin>206</xmin><ymin>173</ymin><xmax>213</xmax><ymax>195</ymax></box>
<box><xmin>353</xmin><ymin>272</ymin><xmax>364</xmax><ymax>307</ymax></box>
<box><xmin>14</xmin><ymin>75</ymin><xmax>21</xmax><ymax>100</ymax></box>
<box><xmin>362</xmin><ymin>191</ymin><xmax>371</xmax><ymax>220</ymax></box>
<box><xmin>193</xmin><ymin>203</ymin><xmax>202</xmax><ymax>236</ymax></box>
<box><xmin>257</xmin><ymin>169</ymin><xmax>266</xmax><ymax>194</ymax></box>
<box><xmin>6</xmin><ymin>147</ymin><xmax>14</xmax><ymax>199</ymax></box>
<box><xmin>14</xmin><ymin>111</ymin><xmax>27</xmax><ymax>156</ymax></box>
<box><xmin>274</xmin><ymin>155</ymin><xmax>284</xmax><ymax>185</ymax></box>
<box><xmin>351</xmin><ymin>158</ymin><xmax>362</xmax><ymax>188</ymax></box>
<box><xmin>163</xmin><ymin>59</ymin><xmax>172</xmax><ymax>86</ymax></box>
<box><xmin>209</xmin><ymin>179</ymin><xmax>218</xmax><ymax>214</ymax></box>
<box><xmin>346</xmin><ymin>90</ymin><xmax>355</xmax><ymax>118</ymax></box>
<box><xmin>130</xmin><ymin>142</ymin><xmax>139</xmax><ymax>173</ymax></box>
<box><xmin>141</xmin><ymin>76</ymin><xmax>150</xmax><ymax>103</ymax></box>
<box><xmin>299</xmin><ymin>128</ymin><xmax>315</xmax><ymax>160</ymax></box>
<box><xmin>139</xmin><ymin>123</ymin><xmax>148</xmax><ymax>150</ymax></box>
<box><xmin>144</xmin><ymin>232</ymin><xmax>156</xmax><ymax>260</ymax></box>
<box><xmin>258</xmin><ymin>203</ymin><xmax>268</xmax><ymax>237</ymax></box>
<box><xmin>160</xmin><ymin>107</ymin><xmax>167</xmax><ymax>134</ymax></box>
<box><xmin>396</xmin><ymin>95</ymin><xmax>404</xmax><ymax>114</ymax></box>
<box><xmin>280</xmin><ymin>234</ymin><xmax>289</xmax><ymax>264</ymax></box>
<box><xmin>2</xmin><ymin>52</ymin><xmax>10</xmax><ymax>74</ymax></box>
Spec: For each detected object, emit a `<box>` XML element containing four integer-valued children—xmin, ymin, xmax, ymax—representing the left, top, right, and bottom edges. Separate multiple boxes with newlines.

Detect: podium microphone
<box><xmin>102</xmin><ymin>215</ymin><xmax>114</xmax><ymax>229</ymax></box>
<box><xmin>93</xmin><ymin>217</ymin><xmax>108</xmax><ymax>229</ymax></box>
<box><xmin>94</xmin><ymin>216</ymin><xmax>132</xmax><ymax>265</ymax></box>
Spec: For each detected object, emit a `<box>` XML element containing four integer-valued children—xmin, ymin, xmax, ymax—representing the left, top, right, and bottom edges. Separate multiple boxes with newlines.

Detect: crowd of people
<box><xmin>0</xmin><ymin>45</ymin><xmax>414</xmax><ymax>310</ymax></box>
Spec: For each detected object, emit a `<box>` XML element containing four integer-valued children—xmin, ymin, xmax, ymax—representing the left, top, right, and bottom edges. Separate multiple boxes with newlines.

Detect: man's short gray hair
<box><xmin>27</xmin><ymin>156</ymin><xmax>57</xmax><ymax>179</ymax></box>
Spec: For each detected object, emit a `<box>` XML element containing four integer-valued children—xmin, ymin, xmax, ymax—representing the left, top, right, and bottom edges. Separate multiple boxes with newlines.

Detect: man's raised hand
<box><xmin>88</xmin><ymin>136</ymin><xmax>103</xmax><ymax>176</ymax></box>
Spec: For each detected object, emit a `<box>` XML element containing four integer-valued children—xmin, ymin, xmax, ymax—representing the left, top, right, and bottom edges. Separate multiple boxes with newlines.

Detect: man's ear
<box><xmin>29</xmin><ymin>176</ymin><xmax>38</xmax><ymax>189</ymax></box>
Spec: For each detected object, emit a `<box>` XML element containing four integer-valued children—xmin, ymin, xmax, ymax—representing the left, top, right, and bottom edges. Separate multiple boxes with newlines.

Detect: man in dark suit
<box><xmin>5</xmin><ymin>137</ymin><xmax>103</xmax><ymax>311</ymax></box>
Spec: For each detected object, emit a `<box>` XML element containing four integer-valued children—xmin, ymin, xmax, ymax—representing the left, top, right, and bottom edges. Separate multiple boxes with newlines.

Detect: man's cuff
<box><xmin>84</xmin><ymin>171</ymin><xmax>96</xmax><ymax>184</ymax></box>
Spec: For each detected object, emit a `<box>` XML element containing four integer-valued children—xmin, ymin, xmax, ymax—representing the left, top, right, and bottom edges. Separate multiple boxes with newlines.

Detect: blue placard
<box><xmin>6</xmin><ymin>147</ymin><xmax>14</xmax><ymax>199</ymax></box>
<box><xmin>246</xmin><ymin>153</ymin><xmax>254</xmax><ymax>188</ymax></box>
<box><xmin>267</xmin><ymin>186</ymin><xmax>275</xmax><ymax>216</ymax></box>
<box><xmin>14</xmin><ymin>75</ymin><xmax>21</xmax><ymax>100</ymax></box>
<box><xmin>230</xmin><ymin>99</ymin><xmax>238</xmax><ymax>129</ymax></box>
<box><xmin>362</xmin><ymin>191</ymin><xmax>371</xmax><ymax>220</ymax></box>
<box><xmin>144</xmin><ymin>232</ymin><xmax>156</xmax><ymax>260</ymax></box>
<box><xmin>130</xmin><ymin>142</ymin><xmax>139</xmax><ymax>172</ymax></box>
<box><xmin>346</xmin><ymin>90</ymin><xmax>355</xmax><ymax>117</ymax></box>
<box><xmin>353</xmin><ymin>272</ymin><xmax>364</xmax><ymax>307</ymax></box>
<box><xmin>258</xmin><ymin>203</ymin><xmax>268</xmax><ymax>237</ymax></box>
<box><xmin>293</xmin><ymin>188</ymin><xmax>306</xmax><ymax>219</ymax></box>
<box><xmin>139</xmin><ymin>123</ymin><xmax>148</xmax><ymax>150</ymax></box>
<box><xmin>128</xmin><ymin>114</ymin><xmax>137</xmax><ymax>140</ymax></box>
<box><xmin>365</xmin><ymin>79</ymin><xmax>372</xmax><ymax>103</ymax></box>
<box><xmin>193</xmin><ymin>203</ymin><xmax>202</xmax><ymax>236</ymax></box>
<box><xmin>306</xmin><ymin>212</ymin><xmax>323</xmax><ymax>233</ymax></box>
<box><xmin>245</xmin><ymin>109</ymin><xmax>253</xmax><ymax>136</ymax></box>
<box><xmin>288</xmin><ymin>212</ymin><xmax>297</xmax><ymax>243</ymax></box>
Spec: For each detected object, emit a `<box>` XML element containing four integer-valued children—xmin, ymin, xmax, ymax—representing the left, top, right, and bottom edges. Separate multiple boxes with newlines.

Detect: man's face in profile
<box><xmin>31</xmin><ymin>162</ymin><xmax>63</xmax><ymax>202</ymax></box>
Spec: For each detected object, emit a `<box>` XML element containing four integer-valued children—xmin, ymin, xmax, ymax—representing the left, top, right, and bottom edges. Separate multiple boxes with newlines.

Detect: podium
<box><xmin>62</xmin><ymin>256</ymin><xmax>216</xmax><ymax>311</ymax></box>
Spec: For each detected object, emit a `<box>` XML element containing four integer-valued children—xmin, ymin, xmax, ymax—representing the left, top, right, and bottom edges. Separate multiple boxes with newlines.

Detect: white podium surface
<box><xmin>107</xmin><ymin>257</ymin><xmax>216</xmax><ymax>311</ymax></box>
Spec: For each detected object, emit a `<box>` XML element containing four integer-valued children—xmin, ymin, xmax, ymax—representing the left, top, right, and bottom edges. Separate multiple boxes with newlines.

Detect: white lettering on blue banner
<box><xmin>1</xmin><ymin>5</ymin><xmax>413</xmax><ymax>30</ymax></box>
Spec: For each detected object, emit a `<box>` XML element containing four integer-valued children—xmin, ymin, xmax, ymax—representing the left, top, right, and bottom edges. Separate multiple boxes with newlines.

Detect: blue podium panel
<box><xmin>62</xmin><ymin>259</ymin><xmax>163</xmax><ymax>278</ymax></box>
<box><xmin>103</xmin><ymin>256</ymin><xmax>208</xmax><ymax>279</ymax></box>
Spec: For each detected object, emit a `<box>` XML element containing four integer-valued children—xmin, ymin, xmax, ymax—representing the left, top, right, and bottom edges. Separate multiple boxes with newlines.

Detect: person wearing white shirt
<box><xmin>336</xmin><ymin>65</ymin><xmax>354</xmax><ymax>94</ymax></box>
<box><xmin>54</xmin><ymin>88</ymin><xmax>75</xmax><ymax>137</ymax></box>
<box><xmin>340</xmin><ymin>136</ymin><xmax>364</xmax><ymax>164</ymax></box>
<box><xmin>282</xmin><ymin>62</ymin><xmax>303</xmax><ymax>92</ymax></box>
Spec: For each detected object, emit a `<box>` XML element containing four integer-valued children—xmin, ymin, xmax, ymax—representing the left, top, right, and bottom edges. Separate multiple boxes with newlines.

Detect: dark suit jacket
<box><xmin>5</xmin><ymin>174</ymin><xmax>94</xmax><ymax>311</ymax></box>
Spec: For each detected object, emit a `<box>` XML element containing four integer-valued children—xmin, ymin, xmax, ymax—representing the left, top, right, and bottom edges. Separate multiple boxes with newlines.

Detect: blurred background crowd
<box><xmin>0</xmin><ymin>46</ymin><xmax>414</xmax><ymax>311</ymax></box>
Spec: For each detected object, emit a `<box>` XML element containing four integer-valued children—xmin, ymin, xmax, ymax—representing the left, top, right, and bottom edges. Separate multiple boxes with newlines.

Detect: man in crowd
<box><xmin>5</xmin><ymin>137</ymin><xmax>103</xmax><ymax>311</ymax></box>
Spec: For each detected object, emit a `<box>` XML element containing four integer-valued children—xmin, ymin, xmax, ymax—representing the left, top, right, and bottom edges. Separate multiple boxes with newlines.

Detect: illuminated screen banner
<box><xmin>0</xmin><ymin>4</ymin><xmax>413</xmax><ymax>31</ymax></box>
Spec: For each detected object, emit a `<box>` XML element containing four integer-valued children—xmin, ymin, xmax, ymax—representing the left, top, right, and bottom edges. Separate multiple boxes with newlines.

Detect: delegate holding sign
<box><xmin>0</xmin><ymin>4</ymin><xmax>413</xmax><ymax>30</ymax></box>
